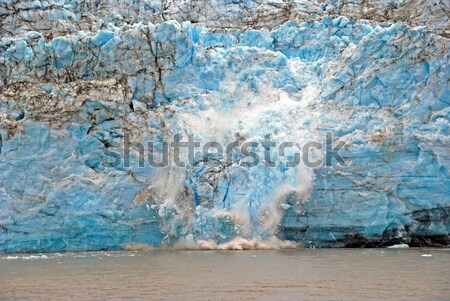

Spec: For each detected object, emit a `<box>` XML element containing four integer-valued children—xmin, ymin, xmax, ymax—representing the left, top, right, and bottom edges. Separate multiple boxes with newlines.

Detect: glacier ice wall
<box><xmin>0</xmin><ymin>0</ymin><xmax>449</xmax><ymax>252</ymax></box>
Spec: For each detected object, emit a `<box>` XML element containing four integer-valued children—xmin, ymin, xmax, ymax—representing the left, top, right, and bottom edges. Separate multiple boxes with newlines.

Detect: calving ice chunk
<box><xmin>134</xmin><ymin>82</ymin><xmax>317</xmax><ymax>245</ymax></box>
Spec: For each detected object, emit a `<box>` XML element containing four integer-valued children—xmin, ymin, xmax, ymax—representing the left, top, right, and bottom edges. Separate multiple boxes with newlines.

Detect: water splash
<box><xmin>173</xmin><ymin>236</ymin><xmax>298</xmax><ymax>250</ymax></box>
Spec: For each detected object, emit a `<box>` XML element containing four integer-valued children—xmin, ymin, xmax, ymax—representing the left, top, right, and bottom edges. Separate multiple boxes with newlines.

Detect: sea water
<box><xmin>1</xmin><ymin>248</ymin><xmax>449</xmax><ymax>300</ymax></box>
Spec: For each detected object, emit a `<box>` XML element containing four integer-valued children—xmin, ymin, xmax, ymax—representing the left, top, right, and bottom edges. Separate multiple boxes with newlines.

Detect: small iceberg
<box><xmin>387</xmin><ymin>243</ymin><xmax>410</xmax><ymax>249</ymax></box>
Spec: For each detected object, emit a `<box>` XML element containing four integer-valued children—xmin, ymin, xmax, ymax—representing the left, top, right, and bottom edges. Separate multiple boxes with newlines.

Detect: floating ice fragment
<box><xmin>22</xmin><ymin>255</ymin><xmax>48</xmax><ymax>260</ymax></box>
<box><xmin>387</xmin><ymin>243</ymin><xmax>409</xmax><ymax>249</ymax></box>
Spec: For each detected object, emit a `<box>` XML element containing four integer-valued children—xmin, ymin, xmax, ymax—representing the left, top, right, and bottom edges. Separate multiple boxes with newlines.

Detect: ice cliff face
<box><xmin>0</xmin><ymin>0</ymin><xmax>449</xmax><ymax>252</ymax></box>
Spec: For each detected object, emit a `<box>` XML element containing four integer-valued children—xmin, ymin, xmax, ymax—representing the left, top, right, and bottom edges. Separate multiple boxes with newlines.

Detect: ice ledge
<box><xmin>1</xmin><ymin>0</ymin><xmax>448</xmax><ymax>38</ymax></box>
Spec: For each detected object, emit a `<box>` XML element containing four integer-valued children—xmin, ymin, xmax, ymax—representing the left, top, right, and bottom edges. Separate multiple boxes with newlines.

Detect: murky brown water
<box><xmin>1</xmin><ymin>248</ymin><xmax>449</xmax><ymax>301</ymax></box>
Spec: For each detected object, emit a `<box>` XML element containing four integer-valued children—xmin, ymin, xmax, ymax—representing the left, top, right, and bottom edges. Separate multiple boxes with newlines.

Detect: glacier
<box><xmin>0</xmin><ymin>0</ymin><xmax>449</xmax><ymax>252</ymax></box>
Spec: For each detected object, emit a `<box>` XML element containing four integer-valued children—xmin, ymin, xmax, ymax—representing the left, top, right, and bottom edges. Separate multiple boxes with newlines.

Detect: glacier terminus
<box><xmin>0</xmin><ymin>0</ymin><xmax>449</xmax><ymax>252</ymax></box>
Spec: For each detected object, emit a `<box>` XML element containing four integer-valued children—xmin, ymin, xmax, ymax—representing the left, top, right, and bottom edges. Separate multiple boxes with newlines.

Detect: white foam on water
<box><xmin>172</xmin><ymin>236</ymin><xmax>298</xmax><ymax>250</ymax></box>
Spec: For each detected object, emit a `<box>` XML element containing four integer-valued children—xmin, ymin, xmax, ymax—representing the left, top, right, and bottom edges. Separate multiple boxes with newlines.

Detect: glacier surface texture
<box><xmin>0</xmin><ymin>0</ymin><xmax>449</xmax><ymax>252</ymax></box>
